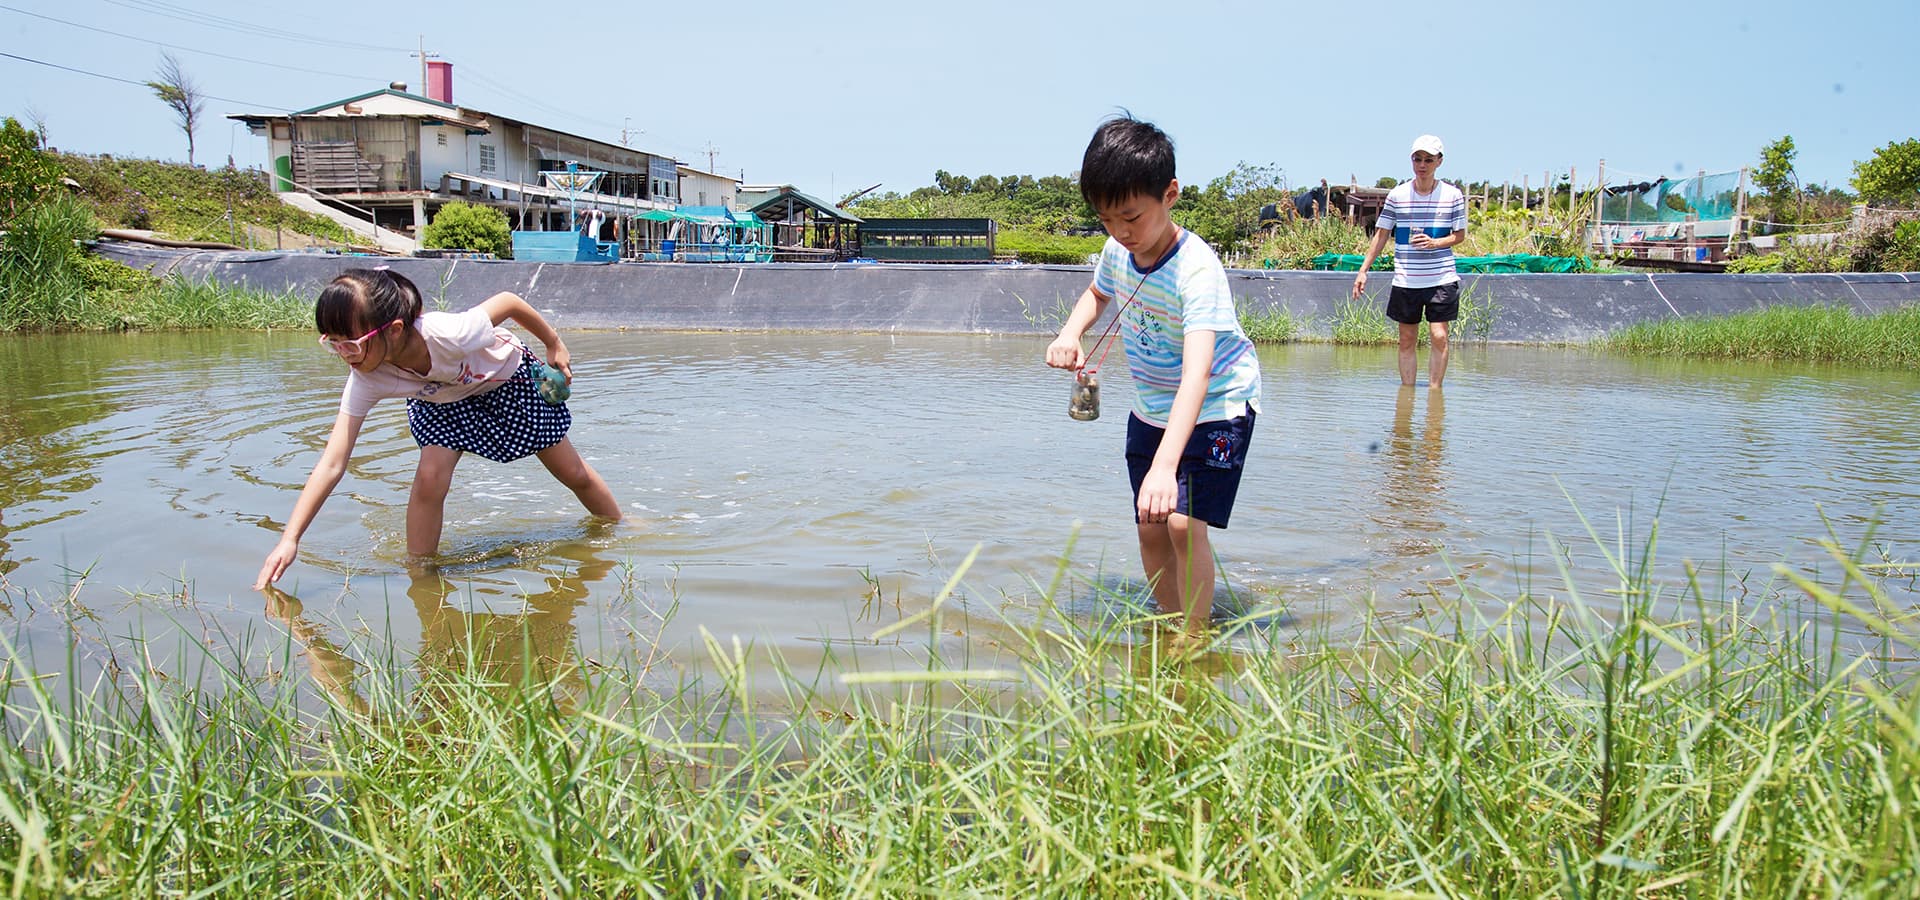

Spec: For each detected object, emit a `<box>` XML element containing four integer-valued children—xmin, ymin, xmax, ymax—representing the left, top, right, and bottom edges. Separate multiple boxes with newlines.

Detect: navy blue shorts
<box><xmin>1125</xmin><ymin>410</ymin><xmax>1255</xmax><ymax>528</ymax></box>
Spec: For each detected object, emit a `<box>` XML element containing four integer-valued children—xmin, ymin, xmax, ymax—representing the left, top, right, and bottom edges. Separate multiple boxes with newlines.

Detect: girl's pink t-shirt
<box><xmin>338</xmin><ymin>308</ymin><xmax>524</xmax><ymax>417</ymax></box>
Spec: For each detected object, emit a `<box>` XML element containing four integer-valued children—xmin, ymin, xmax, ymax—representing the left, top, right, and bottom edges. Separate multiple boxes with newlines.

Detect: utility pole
<box><xmin>411</xmin><ymin>35</ymin><xmax>439</xmax><ymax>94</ymax></box>
<box><xmin>622</xmin><ymin>118</ymin><xmax>631</xmax><ymax>147</ymax></box>
<box><xmin>703</xmin><ymin>141</ymin><xmax>718</xmax><ymax>172</ymax></box>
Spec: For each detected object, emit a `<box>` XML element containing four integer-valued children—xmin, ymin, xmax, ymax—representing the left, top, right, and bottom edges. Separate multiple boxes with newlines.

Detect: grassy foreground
<box><xmin>1602</xmin><ymin>303</ymin><xmax>1920</xmax><ymax>367</ymax></box>
<box><xmin>3</xmin><ymin>527</ymin><xmax>1917</xmax><ymax>897</ymax></box>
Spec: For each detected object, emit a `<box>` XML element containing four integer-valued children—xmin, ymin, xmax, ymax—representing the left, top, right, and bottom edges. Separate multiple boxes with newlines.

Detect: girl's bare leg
<box><xmin>536</xmin><ymin>437</ymin><xmax>622</xmax><ymax>519</ymax></box>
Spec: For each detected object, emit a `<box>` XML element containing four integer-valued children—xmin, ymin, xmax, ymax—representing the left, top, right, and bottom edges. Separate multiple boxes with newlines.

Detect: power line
<box><xmin>0</xmin><ymin>5</ymin><xmax>371</xmax><ymax>81</ymax></box>
<box><xmin>0</xmin><ymin>49</ymin><xmax>288</xmax><ymax>109</ymax></box>
<box><xmin>452</xmin><ymin>62</ymin><xmax>624</xmax><ymax>133</ymax></box>
<box><xmin>97</xmin><ymin>0</ymin><xmax>410</xmax><ymax>53</ymax></box>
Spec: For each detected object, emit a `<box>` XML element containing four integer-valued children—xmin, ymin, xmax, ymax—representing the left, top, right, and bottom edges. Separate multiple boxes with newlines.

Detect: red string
<box><xmin>1082</xmin><ymin>271</ymin><xmax>1148</xmax><ymax>378</ymax></box>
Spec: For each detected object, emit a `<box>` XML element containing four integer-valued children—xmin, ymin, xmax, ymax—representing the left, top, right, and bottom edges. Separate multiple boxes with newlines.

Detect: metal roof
<box><xmin>740</xmin><ymin>187</ymin><xmax>863</xmax><ymax>224</ymax></box>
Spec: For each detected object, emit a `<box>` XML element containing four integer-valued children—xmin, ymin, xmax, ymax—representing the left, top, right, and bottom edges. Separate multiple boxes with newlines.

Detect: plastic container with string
<box><xmin>1065</xmin><ymin>271</ymin><xmax>1148</xmax><ymax>422</ymax></box>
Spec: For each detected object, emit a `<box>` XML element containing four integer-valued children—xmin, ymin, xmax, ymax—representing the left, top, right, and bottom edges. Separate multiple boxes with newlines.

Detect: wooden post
<box><xmin>1729</xmin><ymin>166</ymin><xmax>1748</xmax><ymax>255</ymax></box>
<box><xmin>1595</xmin><ymin>158</ymin><xmax>1608</xmax><ymax>254</ymax></box>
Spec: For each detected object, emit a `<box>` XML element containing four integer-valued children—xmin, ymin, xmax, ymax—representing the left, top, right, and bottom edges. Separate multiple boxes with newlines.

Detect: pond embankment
<box><xmin>92</xmin><ymin>241</ymin><xmax>1920</xmax><ymax>341</ymax></box>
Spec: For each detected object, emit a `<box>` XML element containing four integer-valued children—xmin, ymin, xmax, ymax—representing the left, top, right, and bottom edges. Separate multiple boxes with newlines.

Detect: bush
<box><xmin>0</xmin><ymin>192</ymin><xmax>98</xmax><ymax>329</ymax></box>
<box><xmin>1</xmin><ymin>117</ymin><xmax>61</xmax><ymax>226</ymax></box>
<box><xmin>1726</xmin><ymin>253</ymin><xmax>1786</xmax><ymax>273</ymax></box>
<box><xmin>420</xmin><ymin>200</ymin><xmax>512</xmax><ymax>258</ymax></box>
<box><xmin>1844</xmin><ymin>218</ymin><xmax>1920</xmax><ymax>273</ymax></box>
<box><xmin>1248</xmin><ymin>215</ymin><xmax>1368</xmax><ymax>270</ymax></box>
<box><xmin>997</xmin><ymin>227</ymin><xmax>1102</xmax><ymax>264</ymax></box>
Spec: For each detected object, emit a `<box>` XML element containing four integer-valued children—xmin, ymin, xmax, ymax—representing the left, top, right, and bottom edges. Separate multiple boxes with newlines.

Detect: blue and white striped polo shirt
<box><xmin>1091</xmin><ymin>231</ymin><xmax>1262</xmax><ymax>427</ymax></box>
<box><xmin>1377</xmin><ymin>180</ymin><xmax>1468</xmax><ymax>288</ymax></box>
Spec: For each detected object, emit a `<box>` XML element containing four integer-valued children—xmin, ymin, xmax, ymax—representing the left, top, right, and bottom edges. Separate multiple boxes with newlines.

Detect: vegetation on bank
<box><xmin>58</xmin><ymin>152</ymin><xmax>352</xmax><ymax>248</ymax></box>
<box><xmin>1602</xmin><ymin>302</ymin><xmax>1920</xmax><ymax>367</ymax></box>
<box><xmin>1</xmin><ymin>118</ymin><xmax>312</xmax><ymax>332</ymax></box>
<box><xmin>1</xmin><ymin>522</ymin><xmax>1915</xmax><ymax>896</ymax></box>
<box><xmin>996</xmin><ymin>226</ymin><xmax>1104</xmax><ymax>264</ymax></box>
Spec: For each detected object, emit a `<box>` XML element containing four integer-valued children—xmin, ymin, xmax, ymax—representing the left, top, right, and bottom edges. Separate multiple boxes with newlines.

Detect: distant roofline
<box><xmin>226</xmin><ymin>86</ymin><xmax>687</xmax><ymax>167</ymax></box>
<box><xmin>676</xmin><ymin>164</ymin><xmax>740</xmax><ymax>184</ymax></box>
<box><xmin>292</xmin><ymin>88</ymin><xmax>461</xmax><ymax>117</ymax></box>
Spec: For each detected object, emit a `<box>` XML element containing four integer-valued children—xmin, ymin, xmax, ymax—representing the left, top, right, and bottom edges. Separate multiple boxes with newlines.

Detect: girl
<box><xmin>254</xmin><ymin>268</ymin><xmax>621</xmax><ymax>589</ymax></box>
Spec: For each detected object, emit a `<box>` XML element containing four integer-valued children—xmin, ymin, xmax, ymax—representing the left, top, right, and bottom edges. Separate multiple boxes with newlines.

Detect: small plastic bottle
<box><xmin>1068</xmin><ymin>370</ymin><xmax>1100</xmax><ymax>421</ymax></box>
<box><xmin>533</xmin><ymin>362</ymin><xmax>571</xmax><ymax>404</ymax></box>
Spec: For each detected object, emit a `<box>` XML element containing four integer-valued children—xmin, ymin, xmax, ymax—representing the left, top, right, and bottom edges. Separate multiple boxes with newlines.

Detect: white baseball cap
<box><xmin>1410</xmin><ymin>135</ymin><xmax>1445</xmax><ymax>156</ymax></box>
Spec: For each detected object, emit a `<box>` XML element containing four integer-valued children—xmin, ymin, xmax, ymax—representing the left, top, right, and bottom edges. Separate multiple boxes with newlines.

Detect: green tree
<box><xmin>1754</xmin><ymin>135</ymin><xmax>1801</xmax><ymax>224</ymax></box>
<box><xmin>0</xmin><ymin>116</ymin><xmax>60</xmax><ymax>225</ymax></box>
<box><xmin>1172</xmin><ymin>162</ymin><xmax>1288</xmax><ymax>254</ymax></box>
<box><xmin>147</xmin><ymin>53</ymin><xmax>205</xmax><ymax>166</ymax></box>
<box><xmin>420</xmin><ymin>201</ymin><xmax>512</xmax><ymax>257</ymax></box>
<box><xmin>1375</xmin><ymin>176</ymin><xmax>1399</xmax><ymax>189</ymax></box>
<box><xmin>1851</xmin><ymin>138</ymin><xmax>1920</xmax><ymax>204</ymax></box>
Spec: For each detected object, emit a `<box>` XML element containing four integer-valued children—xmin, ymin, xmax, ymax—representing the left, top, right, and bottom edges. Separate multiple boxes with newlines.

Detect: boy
<box><xmin>1046</xmin><ymin>115</ymin><xmax>1262</xmax><ymax>637</ymax></box>
<box><xmin>1351</xmin><ymin>134</ymin><xmax>1468</xmax><ymax>388</ymax></box>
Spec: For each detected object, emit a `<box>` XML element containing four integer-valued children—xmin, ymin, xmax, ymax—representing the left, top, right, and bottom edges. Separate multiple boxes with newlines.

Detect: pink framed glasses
<box><xmin>318</xmin><ymin>324</ymin><xmax>387</xmax><ymax>357</ymax></box>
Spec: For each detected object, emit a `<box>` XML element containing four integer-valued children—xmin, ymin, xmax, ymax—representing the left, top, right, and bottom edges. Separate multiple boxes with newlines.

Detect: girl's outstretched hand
<box><xmin>255</xmin><ymin>539</ymin><xmax>299</xmax><ymax>589</ymax></box>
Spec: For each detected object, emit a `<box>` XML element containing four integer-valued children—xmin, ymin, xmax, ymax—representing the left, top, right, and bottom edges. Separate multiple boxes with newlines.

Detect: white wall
<box><xmin>420</xmin><ymin>124</ymin><xmax>465</xmax><ymax>187</ymax></box>
<box><xmin>678</xmin><ymin>169</ymin><xmax>738</xmax><ymax>209</ymax></box>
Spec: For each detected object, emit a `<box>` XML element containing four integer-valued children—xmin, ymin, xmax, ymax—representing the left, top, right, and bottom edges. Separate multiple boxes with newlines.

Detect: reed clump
<box><xmin>0</xmin><ymin>192</ymin><xmax>310</xmax><ymax>332</ymax></box>
<box><xmin>1</xmin><ymin>524</ymin><xmax>1916</xmax><ymax>896</ymax></box>
<box><xmin>1604</xmin><ymin>303</ymin><xmax>1920</xmax><ymax>367</ymax></box>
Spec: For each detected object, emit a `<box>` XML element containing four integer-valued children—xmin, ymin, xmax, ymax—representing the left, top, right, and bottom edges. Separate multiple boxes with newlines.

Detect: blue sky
<box><xmin>2</xmin><ymin>0</ymin><xmax>1910</xmax><ymax>201</ymax></box>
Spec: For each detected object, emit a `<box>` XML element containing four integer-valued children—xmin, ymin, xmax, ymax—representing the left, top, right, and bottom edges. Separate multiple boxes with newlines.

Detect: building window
<box><xmin>436</xmin><ymin>131</ymin><xmax>447</xmax><ymax>147</ymax></box>
<box><xmin>698</xmin><ymin>191</ymin><xmax>706</xmax><ymax>206</ymax></box>
<box><xmin>478</xmin><ymin>144</ymin><xmax>497</xmax><ymax>173</ymax></box>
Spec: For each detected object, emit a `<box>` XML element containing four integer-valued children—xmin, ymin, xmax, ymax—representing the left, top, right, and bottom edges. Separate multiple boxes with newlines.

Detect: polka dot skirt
<box><xmin>407</xmin><ymin>352</ymin><xmax>571</xmax><ymax>463</ymax></box>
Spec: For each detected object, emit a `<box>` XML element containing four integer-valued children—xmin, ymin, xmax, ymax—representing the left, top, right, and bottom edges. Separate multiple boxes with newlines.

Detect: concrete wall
<box><xmin>92</xmin><ymin>243</ymin><xmax>1920</xmax><ymax>342</ymax></box>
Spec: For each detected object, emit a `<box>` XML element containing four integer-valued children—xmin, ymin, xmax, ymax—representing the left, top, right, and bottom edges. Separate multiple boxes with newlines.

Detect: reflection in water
<box><xmin>1374</xmin><ymin>386</ymin><xmax>1448</xmax><ymax>558</ymax></box>
<box><xmin>263</xmin><ymin>536</ymin><xmax>617</xmax><ymax>713</ymax></box>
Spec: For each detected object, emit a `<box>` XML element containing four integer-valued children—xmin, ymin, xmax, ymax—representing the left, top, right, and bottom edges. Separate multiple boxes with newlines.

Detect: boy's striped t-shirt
<box><xmin>1376</xmin><ymin>180</ymin><xmax>1468</xmax><ymax>288</ymax></box>
<box><xmin>1091</xmin><ymin>231</ymin><xmax>1261</xmax><ymax>427</ymax></box>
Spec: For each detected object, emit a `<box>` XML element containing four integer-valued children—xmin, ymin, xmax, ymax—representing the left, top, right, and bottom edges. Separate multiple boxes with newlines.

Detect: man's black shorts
<box><xmin>1386</xmin><ymin>281</ymin><xmax>1460</xmax><ymax>325</ymax></box>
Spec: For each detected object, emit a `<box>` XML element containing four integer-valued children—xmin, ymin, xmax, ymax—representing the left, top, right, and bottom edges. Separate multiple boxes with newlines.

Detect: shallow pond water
<box><xmin>1</xmin><ymin>331</ymin><xmax>1915</xmax><ymax>697</ymax></box>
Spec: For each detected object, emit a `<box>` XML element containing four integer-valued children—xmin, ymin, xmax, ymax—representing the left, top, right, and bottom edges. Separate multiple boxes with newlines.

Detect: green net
<box><xmin>1304</xmin><ymin>253</ymin><xmax>1592</xmax><ymax>273</ymax></box>
<box><xmin>1599</xmin><ymin>171</ymin><xmax>1742</xmax><ymax>223</ymax></box>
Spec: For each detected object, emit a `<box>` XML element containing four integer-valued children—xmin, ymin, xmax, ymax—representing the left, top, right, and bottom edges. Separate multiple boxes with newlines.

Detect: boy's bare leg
<box><xmin>1139</xmin><ymin>516</ymin><xmax>1215</xmax><ymax>634</ymax></box>
<box><xmin>1168</xmin><ymin>513</ymin><xmax>1215</xmax><ymax>633</ymax></box>
<box><xmin>1397</xmin><ymin>322</ymin><xmax>1420</xmax><ymax>386</ymax></box>
<box><xmin>1428</xmin><ymin>321</ymin><xmax>1450</xmax><ymax>389</ymax></box>
<box><xmin>408</xmin><ymin>445</ymin><xmax>462</xmax><ymax>556</ymax></box>
<box><xmin>1138</xmin><ymin>523</ymin><xmax>1180</xmax><ymax>618</ymax></box>
<box><xmin>536</xmin><ymin>438</ymin><xmax>622</xmax><ymax>519</ymax></box>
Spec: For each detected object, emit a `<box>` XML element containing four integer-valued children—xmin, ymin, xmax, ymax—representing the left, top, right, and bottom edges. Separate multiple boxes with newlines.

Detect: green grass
<box><xmin>1</xmin><ymin>192</ymin><xmax>312</xmax><ymax>332</ymax></box>
<box><xmin>58</xmin><ymin>152</ymin><xmax>352</xmax><ymax>247</ymax></box>
<box><xmin>1603</xmin><ymin>303</ymin><xmax>1920</xmax><ymax>366</ymax></box>
<box><xmin>1329</xmin><ymin>295</ymin><xmax>1396</xmax><ymax>344</ymax></box>
<box><xmin>998</xmin><ymin>227</ymin><xmax>1104</xmax><ymax>264</ymax></box>
<box><xmin>1235</xmin><ymin>297</ymin><xmax>1307</xmax><ymax>343</ymax></box>
<box><xmin>3</xmin><ymin>519</ymin><xmax>1916</xmax><ymax>896</ymax></box>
